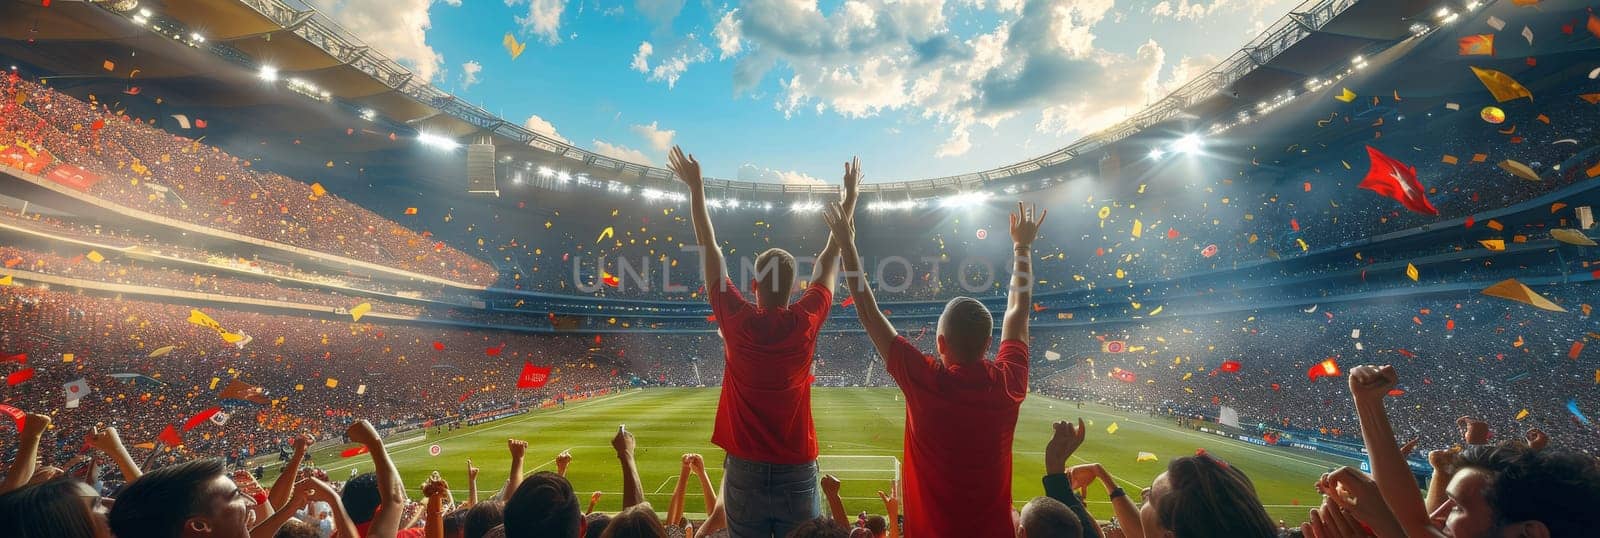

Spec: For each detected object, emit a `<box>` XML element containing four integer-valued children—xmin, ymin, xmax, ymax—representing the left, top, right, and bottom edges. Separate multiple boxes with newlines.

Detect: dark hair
<box><xmin>0</xmin><ymin>479</ymin><xmax>102</xmax><ymax>538</ymax></box>
<box><xmin>1457</xmin><ymin>442</ymin><xmax>1600</xmax><ymax>537</ymax></box>
<box><xmin>108</xmin><ymin>458</ymin><xmax>229</xmax><ymax>538</ymax></box>
<box><xmin>1155</xmin><ymin>454</ymin><xmax>1276</xmax><ymax>538</ymax></box>
<box><xmin>465</xmin><ymin>500</ymin><xmax>507</xmax><ymax>538</ymax></box>
<box><xmin>444</xmin><ymin>509</ymin><xmax>469</xmax><ymax>537</ymax></box>
<box><xmin>597</xmin><ymin>504</ymin><xmax>669</xmax><ymax>538</ymax></box>
<box><xmin>939</xmin><ymin>296</ymin><xmax>993</xmax><ymax>361</ymax></box>
<box><xmin>785</xmin><ymin>518</ymin><xmax>850</xmax><ymax>538</ymax></box>
<box><xmin>585</xmin><ymin>513</ymin><xmax>612</xmax><ymax>538</ymax></box>
<box><xmin>273</xmin><ymin>518</ymin><xmax>321</xmax><ymax>538</ymax></box>
<box><xmin>503</xmin><ymin>471</ymin><xmax>582</xmax><ymax>538</ymax></box>
<box><xmin>865</xmin><ymin>515</ymin><xmax>886</xmax><ymax>536</ymax></box>
<box><xmin>1019</xmin><ymin>496</ymin><xmax>1082</xmax><ymax>538</ymax></box>
<box><xmin>341</xmin><ymin>473</ymin><xmax>380</xmax><ymax>525</ymax></box>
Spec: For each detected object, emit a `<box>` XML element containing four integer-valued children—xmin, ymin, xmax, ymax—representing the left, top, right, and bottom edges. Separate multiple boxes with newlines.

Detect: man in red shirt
<box><xmin>826</xmin><ymin>201</ymin><xmax>1046</xmax><ymax>537</ymax></box>
<box><xmin>669</xmin><ymin>146</ymin><xmax>859</xmax><ymax>537</ymax></box>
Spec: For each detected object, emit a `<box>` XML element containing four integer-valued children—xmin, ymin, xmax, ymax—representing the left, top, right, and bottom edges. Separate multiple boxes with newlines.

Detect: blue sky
<box><xmin>311</xmin><ymin>0</ymin><xmax>1303</xmax><ymax>182</ymax></box>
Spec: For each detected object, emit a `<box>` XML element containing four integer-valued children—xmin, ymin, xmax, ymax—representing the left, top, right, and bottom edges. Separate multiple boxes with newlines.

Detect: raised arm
<box><xmin>423</xmin><ymin>478</ymin><xmax>449</xmax><ymax>538</ymax></box>
<box><xmin>878</xmin><ymin>481</ymin><xmax>900</xmax><ymax>538</ymax></box>
<box><xmin>348</xmin><ymin>419</ymin><xmax>406</xmax><ymax>538</ymax></box>
<box><xmin>87</xmin><ymin>426</ymin><xmax>142</xmax><ymax>482</ymax></box>
<box><xmin>303</xmin><ymin>477</ymin><xmax>359</xmax><ymax>538</ymax></box>
<box><xmin>669</xmin><ymin>455</ymin><xmax>692</xmax><ymax>526</ymax></box>
<box><xmin>1092</xmin><ymin>465</ymin><xmax>1144</xmax><ymax>538</ymax></box>
<box><xmin>669</xmin><ymin>146</ymin><xmax>728</xmax><ymax>289</ymax></box>
<box><xmin>270</xmin><ymin>433</ymin><xmax>312</xmax><ymax>511</ymax></box>
<box><xmin>1347</xmin><ymin>365</ymin><xmax>1444</xmax><ymax>538</ymax></box>
<box><xmin>502</xmin><ymin>439</ymin><xmax>527</xmax><ymax>499</ymax></box>
<box><xmin>808</xmin><ymin>158</ymin><xmax>861</xmax><ymax>293</ymax></box>
<box><xmin>464</xmin><ymin>458</ymin><xmax>480</xmax><ymax>508</ymax></box>
<box><xmin>824</xmin><ymin>202</ymin><xmax>898</xmax><ymax>357</ymax></box>
<box><xmin>689</xmin><ymin>454</ymin><xmax>717</xmax><ymax>515</ymax></box>
<box><xmin>1</xmin><ymin>413</ymin><xmax>49</xmax><ymax>494</ymax></box>
<box><xmin>614</xmin><ymin>425</ymin><xmax>645</xmax><ymax>508</ymax></box>
<box><xmin>821</xmin><ymin>474</ymin><xmax>849</xmax><ymax>529</ymax></box>
<box><xmin>250</xmin><ymin>486</ymin><xmax>308</xmax><ymax>538</ymax></box>
<box><xmin>1003</xmin><ymin>202</ymin><xmax>1046</xmax><ymax>343</ymax></box>
<box><xmin>1042</xmin><ymin>419</ymin><xmax>1102</xmax><ymax>538</ymax></box>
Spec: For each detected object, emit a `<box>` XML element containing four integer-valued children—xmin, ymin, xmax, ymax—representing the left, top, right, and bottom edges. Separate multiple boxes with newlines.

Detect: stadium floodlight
<box><xmin>790</xmin><ymin>201</ymin><xmax>823</xmax><ymax>213</ymax></box>
<box><xmin>555</xmin><ymin>170</ymin><xmax>571</xmax><ymax>182</ymax></box>
<box><xmin>1148</xmin><ymin>148</ymin><xmax>1167</xmax><ymax>160</ymax></box>
<box><xmin>258</xmin><ymin>66</ymin><xmax>279</xmax><ymax>82</ymax></box>
<box><xmin>762</xmin><ymin>202</ymin><xmax>773</xmax><ymax>211</ymax></box>
<box><xmin>1172</xmin><ymin>134</ymin><xmax>1203</xmax><ymax>155</ymax></box>
<box><xmin>939</xmin><ymin>191</ymin><xmax>992</xmax><ymax>209</ymax></box>
<box><xmin>537</xmin><ymin>166</ymin><xmax>555</xmax><ymax>178</ymax></box>
<box><xmin>190</xmin><ymin>32</ymin><xmax>205</xmax><ymax>43</ymax></box>
<box><xmin>360</xmin><ymin>108</ymin><xmax>377</xmax><ymax>121</ymax></box>
<box><xmin>1465</xmin><ymin>1</ymin><xmax>1481</xmax><ymax>11</ymax></box>
<box><xmin>416</xmin><ymin>132</ymin><xmax>461</xmax><ymax>150</ymax></box>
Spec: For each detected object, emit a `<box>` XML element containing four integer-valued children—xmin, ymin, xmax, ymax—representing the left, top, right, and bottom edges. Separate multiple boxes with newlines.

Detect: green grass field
<box><xmin>303</xmin><ymin>388</ymin><xmax>1355</xmax><ymax>523</ymax></box>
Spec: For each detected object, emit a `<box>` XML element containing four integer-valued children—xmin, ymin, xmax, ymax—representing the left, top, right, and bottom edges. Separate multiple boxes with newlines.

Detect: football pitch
<box><xmin>306</xmin><ymin>388</ymin><xmax>1355</xmax><ymax>523</ymax></box>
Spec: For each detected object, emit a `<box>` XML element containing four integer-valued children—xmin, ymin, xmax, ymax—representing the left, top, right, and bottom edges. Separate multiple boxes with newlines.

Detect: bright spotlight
<box><xmin>537</xmin><ymin>166</ymin><xmax>555</xmax><ymax>178</ymax></box>
<box><xmin>1172</xmin><ymin>134</ymin><xmax>1203</xmax><ymax>155</ymax></box>
<box><xmin>790</xmin><ymin>201</ymin><xmax>823</xmax><ymax>213</ymax></box>
<box><xmin>258</xmin><ymin>66</ymin><xmax>278</xmax><ymax>81</ymax></box>
<box><xmin>415</xmin><ymin>132</ymin><xmax>461</xmax><ymax>150</ymax></box>
<box><xmin>190</xmin><ymin>32</ymin><xmax>206</xmax><ymax>43</ymax></box>
<box><xmin>1148</xmin><ymin>148</ymin><xmax>1166</xmax><ymax>160</ymax></box>
<box><xmin>939</xmin><ymin>191</ymin><xmax>992</xmax><ymax>209</ymax></box>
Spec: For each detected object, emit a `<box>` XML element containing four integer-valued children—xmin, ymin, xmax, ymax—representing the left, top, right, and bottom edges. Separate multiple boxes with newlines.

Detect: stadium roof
<box><xmin>0</xmin><ymin>0</ymin><xmax>1440</xmax><ymax>198</ymax></box>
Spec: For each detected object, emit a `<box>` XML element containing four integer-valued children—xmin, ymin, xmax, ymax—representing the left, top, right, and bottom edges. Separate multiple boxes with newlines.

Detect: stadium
<box><xmin>0</xmin><ymin>0</ymin><xmax>1598</xmax><ymax>537</ymax></box>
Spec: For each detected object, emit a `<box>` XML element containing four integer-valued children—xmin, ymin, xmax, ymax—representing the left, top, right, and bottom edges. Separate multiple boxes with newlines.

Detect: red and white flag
<box><xmin>1360</xmin><ymin>146</ymin><xmax>1438</xmax><ymax>215</ymax></box>
<box><xmin>63</xmin><ymin>378</ymin><xmax>91</xmax><ymax>401</ymax></box>
<box><xmin>517</xmin><ymin>362</ymin><xmax>551</xmax><ymax>389</ymax></box>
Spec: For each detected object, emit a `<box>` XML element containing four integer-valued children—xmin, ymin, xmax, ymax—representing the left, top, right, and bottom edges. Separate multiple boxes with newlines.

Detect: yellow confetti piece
<box><xmin>1097</xmin><ymin>207</ymin><xmax>1110</xmax><ymax>220</ymax></box>
<box><xmin>1515</xmin><ymin>409</ymin><xmax>1530</xmax><ymax>420</ymax></box>
<box><xmin>1486</xmin><ymin>220</ymin><xmax>1504</xmax><ymax>231</ymax></box>
<box><xmin>1479</xmin><ymin>239</ymin><xmax>1505</xmax><ymax>251</ymax></box>
<box><xmin>1148</xmin><ymin>306</ymin><xmax>1163</xmax><ymax>316</ymax></box>
<box><xmin>325</xmin><ymin>378</ymin><xmax>338</xmax><ymax>389</ymax></box>
<box><xmin>1406</xmin><ymin>263</ymin><xmax>1419</xmax><ymax>281</ymax></box>
<box><xmin>596</xmin><ymin>226</ymin><xmax>615</xmax><ymax>243</ymax></box>
<box><xmin>86</xmin><ymin>250</ymin><xmax>105</xmax><ymax>263</ymax></box>
<box><xmin>1335</xmin><ymin>88</ymin><xmax>1357</xmax><ymax>102</ymax></box>
<box><xmin>1131</xmin><ymin>219</ymin><xmax>1142</xmax><ymax>239</ymax></box>
<box><xmin>1107</xmin><ymin>422</ymin><xmax>1120</xmax><ymax>435</ymax></box>
<box><xmin>349</xmin><ymin>302</ymin><xmax>372</xmax><ymax>322</ymax></box>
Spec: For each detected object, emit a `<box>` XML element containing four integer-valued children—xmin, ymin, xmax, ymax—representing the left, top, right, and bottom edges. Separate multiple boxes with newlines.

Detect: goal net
<box><xmin>817</xmin><ymin>454</ymin><xmax>902</xmax><ymax>504</ymax></box>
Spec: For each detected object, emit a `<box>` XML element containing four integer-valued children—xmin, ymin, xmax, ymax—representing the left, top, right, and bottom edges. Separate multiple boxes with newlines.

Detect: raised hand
<box><xmin>346</xmin><ymin>420</ymin><xmax>381</xmax><ymax>446</ymax></box>
<box><xmin>667</xmin><ymin>146</ymin><xmax>703</xmax><ymax>191</ymax></box>
<box><xmin>587</xmin><ymin>491</ymin><xmax>603</xmax><ymax>515</ymax></box>
<box><xmin>841</xmin><ymin>157</ymin><xmax>861</xmax><ymax>197</ymax></box>
<box><xmin>466</xmin><ymin>458</ymin><xmax>479</xmax><ymax>481</ymax></box>
<box><xmin>555</xmin><ymin>451</ymin><xmax>572</xmax><ymax>476</ymax></box>
<box><xmin>687</xmin><ymin>453</ymin><xmax>706</xmax><ymax>476</ymax></box>
<box><xmin>1317</xmin><ymin>467</ymin><xmax>1400</xmax><ymax>536</ymax></box>
<box><xmin>1045</xmin><ymin>418</ymin><xmax>1087</xmax><ymax>475</ymax></box>
<box><xmin>27</xmin><ymin>466</ymin><xmax>63</xmax><ymax>486</ymax></box>
<box><xmin>291</xmin><ymin>432</ymin><xmax>314</xmax><ymax>451</ymax></box>
<box><xmin>612</xmin><ymin>425</ymin><xmax>636</xmax><ymax>457</ymax></box>
<box><xmin>88</xmin><ymin>425</ymin><xmax>123</xmax><ymax>452</ymax></box>
<box><xmin>1302</xmin><ymin>496</ymin><xmax>1370</xmax><ymax>538</ymax></box>
<box><xmin>1455</xmin><ymin>416</ymin><xmax>1489</xmax><ymax>445</ymax></box>
<box><xmin>822</xmin><ymin>201</ymin><xmax>855</xmax><ymax>244</ymax></box>
<box><xmin>1067</xmin><ymin>464</ymin><xmax>1100</xmax><ymax>490</ymax></box>
<box><xmin>1347</xmin><ymin>365</ymin><xmax>1398</xmax><ymax>402</ymax></box>
<box><xmin>1009</xmin><ymin>202</ymin><xmax>1048</xmax><ymax>246</ymax></box>
<box><xmin>422</xmin><ymin>478</ymin><xmax>450</xmax><ymax>499</ymax></box>
<box><xmin>20</xmin><ymin>412</ymin><xmax>49</xmax><ymax>438</ymax></box>
<box><xmin>877</xmin><ymin>481</ymin><xmax>899</xmax><ymax>515</ymax></box>
<box><xmin>1427</xmin><ymin>449</ymin><xmax>1456</xmax><ymax>471</ymax></box>
<box><xmin>507</xmin><ymin>439</ymin><xmax>527</xmax><ymax>460</ymax></box>
<box><xmin>821</xmin><ymin>474</ymin><xmax>842</xmax><ymax>496</ymax></box>
<box><xmin>1398</xmin><ymin>437</ymin><xmax>1419</xmax><ymax>457</ymax></box>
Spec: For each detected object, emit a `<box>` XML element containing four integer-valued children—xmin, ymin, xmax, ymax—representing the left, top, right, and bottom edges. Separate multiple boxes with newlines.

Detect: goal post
<box><xmin>817</xmin><ymin>454</ymin><xmax>902</xmax><ymax>502</ymax></box>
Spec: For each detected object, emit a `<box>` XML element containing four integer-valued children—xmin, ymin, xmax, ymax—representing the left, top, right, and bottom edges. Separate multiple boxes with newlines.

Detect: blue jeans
<box><xmin>722</xmin><ymin>454</ymin><xmax>820</xmax><ymax>538</ymax></box>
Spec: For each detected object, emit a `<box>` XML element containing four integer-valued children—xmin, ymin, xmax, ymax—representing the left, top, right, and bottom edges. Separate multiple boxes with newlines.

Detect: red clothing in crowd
<box><xmin>887</xmin><ymin>336</ymin><xmax>1029</xmax><ymax>538</ymax></box>
<box><xmin>708</xmin><ymin>276</ymin><xmax>831</xmax><ymax>465</ymax></box>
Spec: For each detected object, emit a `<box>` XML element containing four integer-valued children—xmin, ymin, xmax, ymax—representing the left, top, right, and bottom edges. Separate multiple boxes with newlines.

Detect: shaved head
<box><xmin>1019</xmin><ymin>497</ymin><xmax>1082</xmax><ymax>538</ymax></box>
<box><xmin>938</xmin><ymin>296</ymin><xmax>993</xmax><ymax>363</ymax></box>
<box><xmin>753</xmin><ymin>248</ymin><xmax>796</xmax><ymax>307</ymax></box>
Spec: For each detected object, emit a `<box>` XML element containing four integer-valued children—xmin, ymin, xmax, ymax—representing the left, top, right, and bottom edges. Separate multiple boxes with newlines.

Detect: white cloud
<box><xmin>460</xmin><ymin>60</ymin><xmax>482</xmax><ymax>90</ymax></box>
<box><xmin>1150</xmin><ymin>0</ymin><xmax>1285</xmax><ymax>21</ymax></box>
<box><xmin>713</xmin><ymin>10</ymin><xmax>743</xmax><ymax>59</ymax></box>
<box><xmin>631</xmin><ymin>38</ymin><xmax>709</xmax><ymax>89</ymax></box>
<box><xmin>507</xmin><ymin>0</ymin><xmax>566</xmax><ymax>44</ymax></box>
<box><xmin>523</xmin><ymin>114</ymin><xmax>568</xmax><ymax>143</ymax></box>
<box><xmin>631</xmin><ymin>42</ymin><xmax>654</xmax><ymax>73</ymax></box>
<box><xmin>308</xmin><ymin>0</ymin><xmax>447</xmax><ymax>82</ymax></box>
<box><xmin>736</xmin><ymin>163</ymin><xmax>828</xmax><ymax>185</ymax></box>
<box><xmin>630</xmin><ymin>122</ymin><xmax>676</xmax><ymax>153</ymax></box>
<box><xmin>714</xmin><ymin>0</ymin><xmax>1206</xmax><ymax>158</ymax></box>
<box><xmin>592</xmin><ymin>140</ymin><xmax>654</xmax><ymax>164</ymax></box>
<box><xmin>441</xmin><ymin>0</ymin><xmax>461</xmax><ymax>5</ymax></box>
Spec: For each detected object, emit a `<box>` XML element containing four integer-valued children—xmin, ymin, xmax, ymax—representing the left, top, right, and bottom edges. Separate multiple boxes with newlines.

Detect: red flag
<box><xmin>1307</xmin><ymin>358</ymin><xmax>1341</xmax><ymax>380</ymax></box>
<box><xmin>1569</xmin><ymin>341</ymin><xmax>1584</xmax><ymax>360</ymax></box>
<box><xmin>432</xmin><ymin>341</ymin><xmax>445</xmax><ymax>351</ymax></box>
<box><xmin>1360</xmin><ymin>146</ymin><xmax>1438</xmax><ymax>215</ymax></box>
<box><xmin>1166</xmin><ymin>228</ymin><xmax>1179</xmax><ymax>239</ymax></box>
<box><xmin>1397</xmin><ymin>349</ymin><xmax>1416</xmax><ymax>358</ymax></box>
<box><xmin>194</xmin><ymin>119</ymin><xmax>207</xmax><ymax>129</ymax></box>
<box><xmin>1201</xmin><ymin>244</ymin><xmax>1218</xmax><ymax>258</ymax></box>
<box><xmin>6</xmin><ymin>368</ymin><xmax>34</xmax><ymax>386</ymax></box>
<box><xmin>339</xmin><ymin>446</ymin><xmax>369</xmax><ymax>458</ymax></box>
<box><xmin>0</xmin><ymin>353</ymin><xmax>24</xmax><ymax>364</ymax></box>
<box><xmin>182</xmin><ymin>407</ymin><xmax>222</xmax><ymax>432</ymax></box>
<box><xmin>1270</xmin><ymin>383</ymin><xmax>1281</xmax><ymax>392</ymax></box>
<box><xmin>90</xmin><ymin>119</ymin><xmax>105</xmax><ymax>131</ymax></box>
<box><xmin>1111</xmin><ymin>369</ymin><xmax>1137</xmax><ymax>383</ymax></box>
<box><xmin>158</xmin><ymin>424</ymin><xmax>183</xmax><ymax>446</ymax></box>
<box><xmin>1220</xmin><ymin>360</ymin><xmax>1242</xmax><ymax>373</ymax></box>
<box><xmin>485</xmin><ymin>343</ymin><xmax>505</xmax><ymax>357</ymax></box>
<box><xmin>1386</xmin><ymin>388</ymin><xmax>1407</xmax><ymax>397</ymax></box>
<box><xmin>840</xmin><ymin>295</ymin><xmax>855</xmax><ymax>307</ymax></box>
<box><xmin>1290</xmin><ymin>218</ymin><xmax>1300</xmax><ymax>232</ymax></box>
<box><xmin>517</xmin><ymin>362</ymin><xmax>551</xmax><ymax>388</ymax></box>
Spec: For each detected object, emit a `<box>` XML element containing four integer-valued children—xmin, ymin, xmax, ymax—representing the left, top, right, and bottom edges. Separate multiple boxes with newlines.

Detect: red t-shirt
<box><xmin>887</xmin><ymin>336</ymin><xmax>1028</xmax><ymax>538</ymax></box>
<box><xmin>709</xmin><ymin>276</ymin><xmax>831</xmax><ymax>464</ymax></box>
